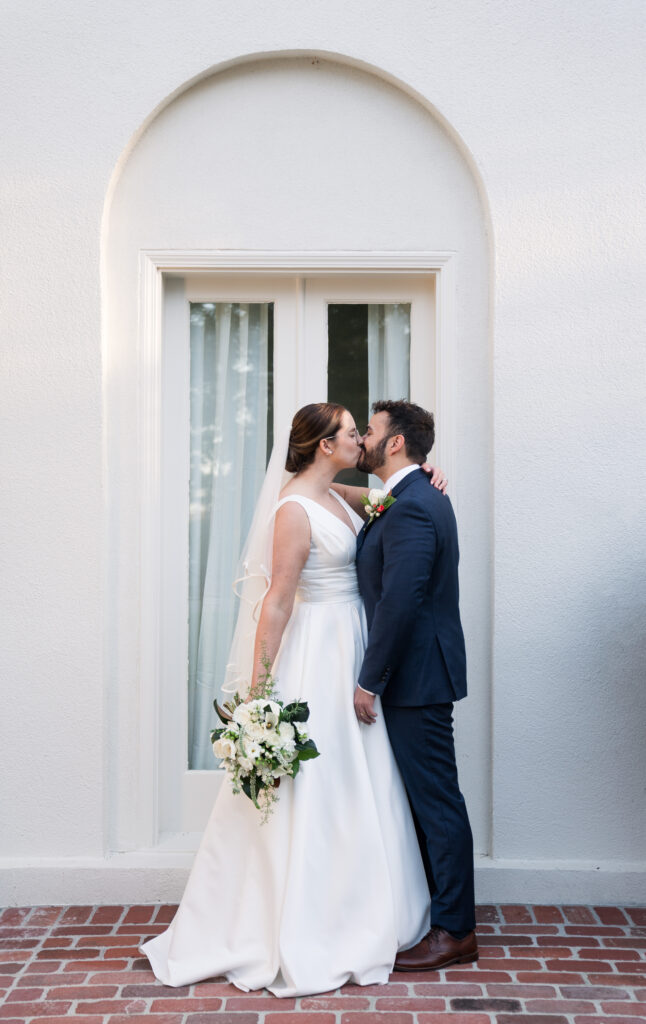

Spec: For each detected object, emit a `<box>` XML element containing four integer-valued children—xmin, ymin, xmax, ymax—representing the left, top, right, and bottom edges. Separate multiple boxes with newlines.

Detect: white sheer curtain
<box><xmin>188</xmin><ymin>303</ymin><xmax>271</xmax><ymax>770</ymax></box>
<box><xmin>367</xmin><ymin>303</ymin><xmax>411</xmax><ymax>485</ymax></box>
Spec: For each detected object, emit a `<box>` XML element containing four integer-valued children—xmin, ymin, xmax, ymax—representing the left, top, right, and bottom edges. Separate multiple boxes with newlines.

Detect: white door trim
<box><xmin>137</xmin><ymin>250</ymin><xmax>457</xmax><ymax>848</ymax></box>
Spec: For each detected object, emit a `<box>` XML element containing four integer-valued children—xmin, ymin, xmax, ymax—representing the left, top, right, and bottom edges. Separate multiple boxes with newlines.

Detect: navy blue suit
<box><xmin>356</xmin><ymin>468</ymin><xmax>475</xmax><ymax>934</ymax></box>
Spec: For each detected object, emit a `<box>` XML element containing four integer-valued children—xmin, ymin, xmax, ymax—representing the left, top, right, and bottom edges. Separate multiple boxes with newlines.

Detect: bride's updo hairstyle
<box><xmin>286</xmin><ymin>403</ymin><xmax>346</xmax><ymax>474</ymax></box>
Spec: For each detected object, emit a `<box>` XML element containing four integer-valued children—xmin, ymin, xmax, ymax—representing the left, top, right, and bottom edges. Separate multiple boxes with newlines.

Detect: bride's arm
<box><xmin>247</xmin><ymin>502</ymin><xmax>310</xmax><ymax>697</ymax></box>
<box><xmin>331</xmin><ymin>465</ymin><xmax>449</xmax><ymax>517</ymax></box>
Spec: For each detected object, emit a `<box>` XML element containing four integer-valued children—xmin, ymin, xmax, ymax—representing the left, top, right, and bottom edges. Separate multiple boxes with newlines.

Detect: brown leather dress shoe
<box><xmin>394</xmin><ymin>925</ymin><xmax>478</xmax><ymax>972</ymax></box>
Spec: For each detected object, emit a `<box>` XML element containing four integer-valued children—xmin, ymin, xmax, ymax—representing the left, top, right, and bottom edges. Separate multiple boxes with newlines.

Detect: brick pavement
<box><xmin>0</xmin><ymin>905</ymin><xmax>644</xmax><ymax>1024</ymax></box>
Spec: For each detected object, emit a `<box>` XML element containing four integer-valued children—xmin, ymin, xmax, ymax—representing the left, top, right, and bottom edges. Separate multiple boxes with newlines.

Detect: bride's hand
<box><xmin>420</xmin><ymin>463</ymin><xmax>448</xmax><ymax>493</ymax></box>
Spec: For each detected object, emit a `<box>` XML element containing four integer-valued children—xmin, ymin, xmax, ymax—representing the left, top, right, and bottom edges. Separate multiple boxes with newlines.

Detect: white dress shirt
<box><xmin>358</xmin><ymin>463</ymin><xmax>421</xmax><ymax>696</ymax></box>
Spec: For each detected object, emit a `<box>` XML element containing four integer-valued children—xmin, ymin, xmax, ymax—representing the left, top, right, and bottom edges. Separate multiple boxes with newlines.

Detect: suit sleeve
<box><xmin>357</xmin><ymin>500</ymin><xmax>436</xmax><ymax>695</ymax></box>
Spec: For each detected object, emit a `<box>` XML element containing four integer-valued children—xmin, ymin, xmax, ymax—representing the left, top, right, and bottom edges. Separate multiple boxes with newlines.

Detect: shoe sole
<box><xmin>394</xmin><ymin>951</ymin><xmax>479</xmax><ymax>972</ymax></box>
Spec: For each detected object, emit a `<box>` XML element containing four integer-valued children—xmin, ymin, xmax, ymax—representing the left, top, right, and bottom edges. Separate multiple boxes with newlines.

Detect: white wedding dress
<box><xmin>140</xmin><ymin>491</ymin><xmax>430</xmax><ymax>996</ymax></box>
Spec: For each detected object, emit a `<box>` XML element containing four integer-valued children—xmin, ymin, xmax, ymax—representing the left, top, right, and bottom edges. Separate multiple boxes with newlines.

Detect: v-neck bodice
<box><xmin>274</xmin><ymin>491</ymin><xmax>363</xmax><ymax>604</ymax></box>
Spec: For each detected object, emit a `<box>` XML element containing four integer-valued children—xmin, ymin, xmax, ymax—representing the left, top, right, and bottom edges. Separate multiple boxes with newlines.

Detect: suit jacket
<box><xmin>355</xmin><ymin>467</ymin><xmax>467</xmax><ymax>706</ymax></box>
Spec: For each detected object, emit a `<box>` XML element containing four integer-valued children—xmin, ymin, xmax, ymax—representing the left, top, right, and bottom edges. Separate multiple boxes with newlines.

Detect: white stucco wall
<box><xmin>1</xmin><ymin>0</ymin><xmax>644</xmax><ymax>904</ymax></box>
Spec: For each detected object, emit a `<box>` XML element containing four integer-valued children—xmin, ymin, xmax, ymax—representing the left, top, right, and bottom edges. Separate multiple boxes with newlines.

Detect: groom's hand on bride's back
<box><xmin>421</xmin><ymin>463</ymin><xmax>448</xmax><ymax>493</ymax></box>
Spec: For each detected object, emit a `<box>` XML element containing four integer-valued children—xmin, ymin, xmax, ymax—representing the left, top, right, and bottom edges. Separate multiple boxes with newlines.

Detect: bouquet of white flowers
<box><xmin>211</xmin><ymin>663</ymin><xmax>320</xmax><ymax>822</ymax></box>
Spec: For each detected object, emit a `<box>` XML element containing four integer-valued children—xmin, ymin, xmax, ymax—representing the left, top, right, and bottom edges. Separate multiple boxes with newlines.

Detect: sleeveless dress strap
<box><xmin>274</xmin><ymin>495</ymin><xmax>313</xmax><ymax>516</ymax></box>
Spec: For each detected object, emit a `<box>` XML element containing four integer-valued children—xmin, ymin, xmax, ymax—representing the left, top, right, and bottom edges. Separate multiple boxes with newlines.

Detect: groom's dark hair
<box><xmin>372</xmin><ymin>400</ymin><xmax>435</xmax><ymax>463</ymax></box>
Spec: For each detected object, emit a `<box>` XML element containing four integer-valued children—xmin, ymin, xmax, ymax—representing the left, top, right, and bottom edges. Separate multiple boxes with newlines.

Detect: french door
<box><xmin>159</xmin><ymin>270</ymin><xmax>436</xmax><ymax>835</ymax></box>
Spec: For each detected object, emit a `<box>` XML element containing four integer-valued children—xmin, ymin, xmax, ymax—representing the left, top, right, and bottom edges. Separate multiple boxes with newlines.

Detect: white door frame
<box><xmin>137</xmin><ymin>250</ymin><xmax>457</xmax><ymax>848</ymax></box>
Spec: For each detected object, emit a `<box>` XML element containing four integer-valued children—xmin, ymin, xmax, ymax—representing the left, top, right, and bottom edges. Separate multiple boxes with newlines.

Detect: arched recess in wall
<box><xmin>103</xmin><ymin>55</ymin><xmax>492</xmax><ymax>860</ymax></box>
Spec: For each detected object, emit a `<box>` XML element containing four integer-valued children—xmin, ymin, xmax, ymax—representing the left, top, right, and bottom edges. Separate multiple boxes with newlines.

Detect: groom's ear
<box><xmin>390</xmin><ymin>434</ymin><xmax>406</xmax><ymax>455</ymax></box>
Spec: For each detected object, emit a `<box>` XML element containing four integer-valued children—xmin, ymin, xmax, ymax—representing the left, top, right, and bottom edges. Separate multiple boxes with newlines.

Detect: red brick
<box><xmin>545</xmin><ymin>958</ymin><xmax>614</xmax><ymax>972</ymax></box>
<box><xmin>123</xmin><ymin>906</ymin><xmax>156</xmax><ymax>925</ymax></box>
<box><xmin>412</xmin><ymin>984</ymin><xmax>484</xmax><ymax>996</ymax></box>
<box><xmin>525</xmin><ymin>1001</ymin><xmax>597</xmax><ymax>1014</ymax></box>
<box><xmin>444</xmin><ymin>970</ymin><xmax>510</xmax><ymax>982</ymax></box>
<box><xmin>375</xmin><ymin>999</ymin><xmax>446</xmax><ymax>1010</ymax></box>
<box><xmin>0</xmin><ymin>952</ymin><xmax>31</xmax><ymax>962</ymax></box>
<box><xmin>475</xmin><ymin>906</ymin><xmax>500</xmax><ymax>923</ymax></box>
<box><xmin>609</xmin><ymin>962</ymin><xmax>646</xmax><ymax>974</ymax></box>
<box><xmin>38</xmin><ymin>948</ymin><xmax>101</xmax><ymax>959</ymax></box>
<box><xmin>560</xmin><ymin>985</ymin><xmax>632</xmax><ymax>1000</ymax></box>
<box><xmin>227</xmin><ymin>998</ymin><xmax>296</xmax><ymax>1010</ymax></box>
<box><xmin>151</xmin><ymin>999</ymin><xmax>224</xmax><ymax>1012</ymax></box>
<box><xmin>340</xmin><ymin>1015</ymin><xmax>413</xmax><ymax>1024</ymax></box>
<box><xmin>534</xmin><ymin>907</ymin><xmax>565</xmax><ymax>924</ymax></box>
<box><xmin>25</xmin><ymin>1017</ymin><xmax>103</xmax><ymax>1024</ymax></box>
<box><xmin>63</xmin><ymin>959</ymin><xmax>128</xmax><ymax>971</ymax></box>
<box><xmin>0</xmin><ymin>1002</ymin><xmax>72</xmax><ymax>1018</ymax></box>
<box><xmin>479</xmin><ymin>935</ymin><xmax>534</xmax><ymax>946</ymax></box>
<box><xmin>301</xmin><ymin>998</ymin><xmax>372</xmax><ymax>1010</ymax></box>
<box><xmin>417</xmin><ymin>1015</ymin><xmax>491</xmax><ymax>1024</ymax></box>
<box><xmin>185</xmin><ymin>1015</ymin><xmax>259</xmax><ymax>1024</ymax></box>
<box><xmin>565</xmin><ymin>926</ymin><xmax>624</xmax><ymax>936</ymax></box>
<box><xmin>604</xmin><ymin>939</ymin><xmax>646</xmax><ymax>949</ymax></box>
<box><xmin>104</xmin><ymin>947</ymin><xmax>142</xmax><ymax>958</ymax></box>
<box><xmin>29</xmin><ymin>909</ymin><xmax>64</xmax><ymax>927</ymax></box>
<box><xmin>86</xmin><ymin>970</ymin><xmax>150</xmax><ymax>983</ymax></box>
<box><xmin>573</xmin><ymin>1018</ymin><xmax>646</xmax><ymax>1024</ymax></box>
<box><xmin>154</xmin><ymin>905</ymin><xmax>178</xmax><ymax>924</ymax></box>
<box><xmin>602</xmin><ymin>1003</ymin><xmax>646</xmax><ymax>1016</ymax></box>
<box><xmin>587</xmin><ymin>948</ymin><xmax>642</xmax><ymax>960</ymax></box>
<box><xmin>25</xmin><ymin>962</ymin><xmax>63</xmax><ymax>973</ymax></box>
<box><xmin>490</xmin><ymin>959</ymin><xmax>543</xmax><ymax>971</ymax></box>
<box><xmin>501</xmin><ymin>905</ymin><xmax>533</xmax><ymax>924</ymax></box>
<box><xmin>635</xmin><ymin>991</ymin><xmax>646</xmax><ymax>1000</ymax></box>
<box><xmin>48</xmin><ymin>985</ymin><xmax>119</xmax><ymax>999</ymax></box>
<box><xmin>60</xmin><ymin>907</ymin><xmax>93</xmax><ymax>925</ymax></box>
<box><xmin>0</xmin><ymin>939</ymin><xmax>39</xmax><ymax>949</ymax></box>
<box><xmin>20</xmin><ymin>974</ymin><xmax>86</xmax><ymax>986</ymax></box>
<box><xmin>497</xmin><ymin>1017</ymin><xmax>568</xmax><ymax>1024</ymax></box>
<box><xmin>52</xmin><ymin>926</ymin><xmax>112</xmax><ymax>937</ymax></box>
<box><xmin>118</xmin><ymin>924</ymin><xmax>167</xmax><ymax>936</ymax></box>
<box><xmin>268</xmin><ymin>1015</ymin><xmax>336</xmax><ymax>1024</ymax></box>
<box><xmin>6</xmin><ymin>987</ymin><xmax>44</xmax><ymax>1001</ymax></box>
<box><xmin>0</xmin><ymin>926</ymin><xmax>47</xmax><ymax>939</ymax></box>
<box><xmin>77</xmin><ymin>999</ymin><xmax>149</xmax><ymax>1014</ymax></box>
<box><xmin>192</xmin><ymin>981</ymin><xmax>240</xmax><ymax>996</ymax></box>
<box><xmin>121</xmin><ymin>983</ymin><xmax>191</xmax><ymax>997</ymax></box>
<box><xmin>510</xmin><ymin>946</ymin><xmax>571</xmax><ymax>957</ymax></box>
<box><xmin>42</xmin><ymin>937</ymin><xmax>74</xmax><ymax>948</ymax></box>
<box><xmin>589</xmin><ymin>974</ymin><xmax>646</xmax><ymax>985</ymax></box>
<box><xmin>89</xmin><ymin>906</ymin><xmax>124</xmax><ymax>925</ymax></box>
<box><xmin>344</xmin><ymin>983</ymin><xmax>409</xmax><ymax>995</ymax></box>
<box><xmin>562</xmin><ymin>906</ymin><xmax>597</xmax><ymax>925</ymax></box>
<box><xmin>106</xmin><ymin>1017</ymin><xmax>183</xmax><ymax>1024</ymax></box>
<box><xmin>595</xmin><ymin>907</ymin><xmax>631</xmax><ymax>926</ymax></box>
<box><xmin>627</xmin><ymin>910</ymin><xmax>646</xmax><ymax>926</ymax></box>
<box><xmin>0</xmin><ymin>909</ymin><xmax>31</xmax><ymax>926</ymax></box>
<box><xmin>187</xmin><ymin>1016</ymin><xmax>258</xmax><ymax>1024</ymax></box>
<box><xmin>516</xmin><ymin>973</ymin><xmax>584</xmax><ymax>984</ymax></box>
<box><xmin>500</xmin><ymin>925</ymin><xmax>559</xmax><ymax>934</ymax></box>
<box><xmin>536</xmin><ymin>936</ymin><xmax>600</xmax><ymax>947</ymax></box>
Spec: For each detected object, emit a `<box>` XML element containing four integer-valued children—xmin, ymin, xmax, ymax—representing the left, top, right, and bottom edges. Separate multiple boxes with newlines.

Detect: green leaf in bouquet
<box><xmin>213</xmin><ymin>699</ymin><xmax>234</xmax><ymax>725</ymax></box>
<box><xmin>282</xmin><ymin>700</ymin><xmax>310</xmax><ymax>723</ymax></box>
<box><xmin>297</xmin><ymin>739</ymin><xmax>320</xmax><ymax>761</ymax></box>
<box><xmin>210</xmin><ymin>727</ymin><xmax>225</xmax><ymax>743</ymax></box>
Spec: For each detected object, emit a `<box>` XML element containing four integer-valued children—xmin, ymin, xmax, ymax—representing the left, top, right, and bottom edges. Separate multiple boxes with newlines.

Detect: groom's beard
<box><xmin>357</xmin><ymin>437</ymin><xmax>389</xmax><ymax>475</ymax></box>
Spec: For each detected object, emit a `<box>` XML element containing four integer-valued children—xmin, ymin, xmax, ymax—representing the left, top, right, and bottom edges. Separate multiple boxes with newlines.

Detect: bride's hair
<box><xmin>286</xmin><ymin>402</ymin><xmax>346</xmax><ymax>473</ymax></box>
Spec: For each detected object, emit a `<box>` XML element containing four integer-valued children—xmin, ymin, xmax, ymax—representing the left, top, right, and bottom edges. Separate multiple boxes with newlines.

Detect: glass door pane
<box><xmin>328</xmin><ymin>303</ymin><xmax>411</xmax><ymax>485</ymax></box>
<box><xmin>188</xmin><ymin>301</ymin><xmax>273</xmax><ymax>770</ymax></box>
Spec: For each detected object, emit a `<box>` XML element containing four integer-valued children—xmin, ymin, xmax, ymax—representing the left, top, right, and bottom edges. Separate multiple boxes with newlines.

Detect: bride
<box><xmin>140</xmin><ymin>402</ymin><xmax>446</xmax><ymax>997</ymax></box>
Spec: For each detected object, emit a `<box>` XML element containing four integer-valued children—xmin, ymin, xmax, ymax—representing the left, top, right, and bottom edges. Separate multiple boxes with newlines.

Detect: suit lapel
<box><xmin>356</xmin><ymin>469</ymin><xmax>423</xmax><ymax>557</ymax></box>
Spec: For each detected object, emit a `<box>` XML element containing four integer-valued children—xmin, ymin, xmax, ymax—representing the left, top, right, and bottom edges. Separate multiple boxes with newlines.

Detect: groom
<box><xmin>354</xmin><ymin>400</ymin><xmax>477</xmax><ymax>971</ymax></box>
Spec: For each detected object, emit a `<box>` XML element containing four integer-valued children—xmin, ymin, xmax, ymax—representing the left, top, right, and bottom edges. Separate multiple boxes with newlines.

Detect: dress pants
<box><xmin>383</xmin><ymin>702</ymin><xmax>475</xmax><ymax>935</ymax></box>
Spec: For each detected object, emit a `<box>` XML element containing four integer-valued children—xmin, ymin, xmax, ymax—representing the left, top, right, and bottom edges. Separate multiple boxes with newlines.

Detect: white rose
<box><xmin>212</xmin><ymin>736</ymin><xmax>236</xmax><ymax>759</ymax></box>
<box><xmin>244</xmin><ymin>721</ymin><xmax>266</xmax><ymax>742</ymax></box>
<box><xmin>278</xmin><ymin>721</ymin><xmax>295</xmax><ymax>742</ymax></box>
<box><xmin>368</xmin><ymin>488</ymin><xmax>387</xmax><ymax>508</ymax></box>
<box><xmin>238</xmin><ymin>756</ymin><xmax>253</xmax><ymax>774</ymax></box>
<box><xmin>245</xmin><ymin>740</ymin><xmax>263</xmax><ymax>761</ymax></box>
<box><xmin>232</xmin><ymin>704</ymin><xmax>252</xmax><ymax>726</ymax></box>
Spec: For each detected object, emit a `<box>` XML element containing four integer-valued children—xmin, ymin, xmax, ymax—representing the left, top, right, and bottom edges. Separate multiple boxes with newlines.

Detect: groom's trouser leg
<box><xmin>384</xmin><ymin>702</ymin><xmax>475</xmax><ymax>935</ymax></box>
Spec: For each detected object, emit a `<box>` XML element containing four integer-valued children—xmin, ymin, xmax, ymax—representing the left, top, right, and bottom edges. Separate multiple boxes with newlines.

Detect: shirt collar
<box><xmin>383</xmin><ymin>463</ymin><xmax>420</xmax><ymax>494</ymax></box>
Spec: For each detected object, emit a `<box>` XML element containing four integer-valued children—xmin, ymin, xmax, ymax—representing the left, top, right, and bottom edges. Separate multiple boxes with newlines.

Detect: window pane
<box><xmin>328</xmin><ymin>303</ymin><xmax>410</xmax><ymax>485</ymax></box>
<box><xmin>188</xmin><ymin>302</ymin><xmax>273</xmax><ymax>770</ymax></box>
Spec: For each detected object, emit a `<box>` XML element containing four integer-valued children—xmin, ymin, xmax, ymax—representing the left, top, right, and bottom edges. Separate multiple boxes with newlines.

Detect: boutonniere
<box><xmin>361</xmin><ymin>488</ymin><xmax>396</xmax><ymax>527</ymax></box>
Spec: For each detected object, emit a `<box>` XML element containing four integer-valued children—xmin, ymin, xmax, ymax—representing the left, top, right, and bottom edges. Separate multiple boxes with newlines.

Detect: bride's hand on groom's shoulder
<box><xmin>421</xmin><ymin>463</ymin><xmax>448</xmax><ymax>493</ymax></box>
